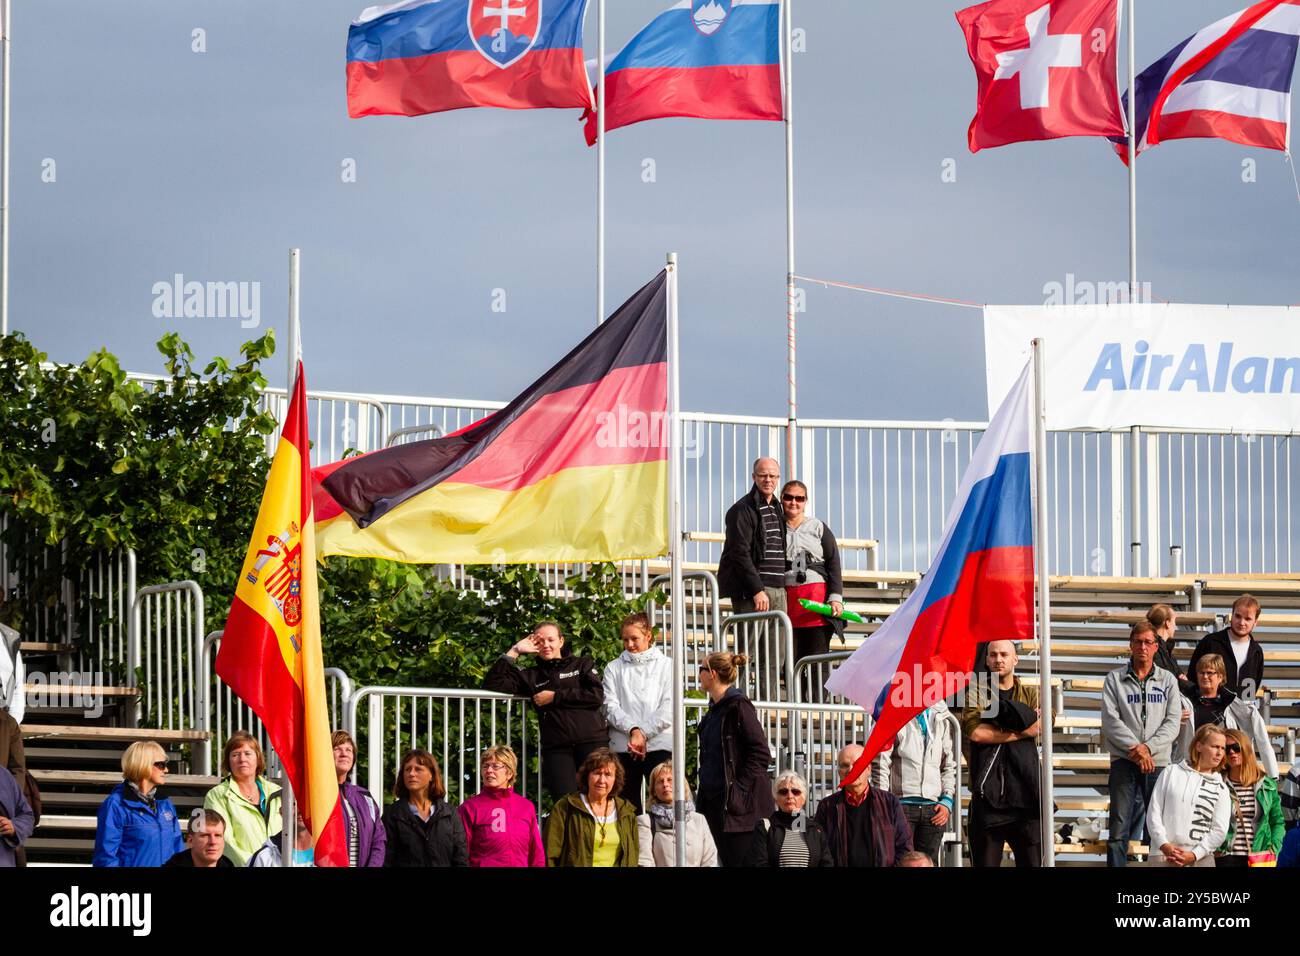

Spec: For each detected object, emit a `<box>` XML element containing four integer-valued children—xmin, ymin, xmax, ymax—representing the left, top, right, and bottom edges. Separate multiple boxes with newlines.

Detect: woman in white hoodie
<box><xmin>602</xmin><ymin>612</ymin><xmax>673</xmax><ymax>814</ymax></box>
<box><xmin>1146</xmin><ymin>724</ymin><xmax>1231</xmax><ymax>867</ymax></box>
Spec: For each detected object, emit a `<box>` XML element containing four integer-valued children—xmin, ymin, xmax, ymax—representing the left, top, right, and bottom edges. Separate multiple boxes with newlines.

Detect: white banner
<box><xmin>984</xmin><ymin>304</ymin><xmax>1300</xmax><ymax>433</ymax></box>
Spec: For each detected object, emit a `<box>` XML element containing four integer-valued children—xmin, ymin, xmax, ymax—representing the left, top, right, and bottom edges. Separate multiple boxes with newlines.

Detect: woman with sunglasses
<box><xmin>696</xmin><ymin>651</ymin><xmax>775</xmax><ymax>867</ymax></box>
<box><xmin>93</xmin><ymin>740</ymin><xmax>186</xmax><ymax>867</ymax></box>
<box><xmin>745</xmin><ymin>771</ymin><xmax>832</xmax><ymax>867</ymax></box>
<box><xmin>780</xmin><ymin>480</ymin><xmax>844</xmax><ymax>665</ymax></box>
<box><xmin>1215</xmin><ymin>729</ymin><xmax>1285</xmax><ymax>867</ymax></box>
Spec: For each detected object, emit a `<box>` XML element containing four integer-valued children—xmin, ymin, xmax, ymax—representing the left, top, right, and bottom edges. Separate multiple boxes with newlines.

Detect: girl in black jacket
<box><xmin>484</xmin><ymin>622</ymin><xmax>608</xmax><ymax>801</ymax></box>
<box><xmin>382</xmin><ymin>749</ymin><xmax>467</xmax><ymax>867</ymax></box>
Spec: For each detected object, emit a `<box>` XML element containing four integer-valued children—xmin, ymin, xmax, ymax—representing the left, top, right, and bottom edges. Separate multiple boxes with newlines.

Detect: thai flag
<box><xmin>827</xmin><ymin>361</ymin><xmax>1035</xmax><ymax>786</ymax></box>
<box><xmin>584</xmin><ymin>0</ymin><xmax>785</xmax><ymax>145</ymax></box>
<box><xmin>347</xmin><ymin>0</ymin><xmax>593</xmax><ymax>118</ymax></box>
<box><xmin>1114</xmin><ymin>0</ymin><xmax>1300</xmax><ymax>162</ymax></box>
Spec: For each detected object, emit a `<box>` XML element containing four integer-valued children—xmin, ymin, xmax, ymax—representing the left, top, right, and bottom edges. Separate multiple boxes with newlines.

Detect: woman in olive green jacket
<box><xmin>203</xmin><ymin>732</ymin><xmax>283</xmax><ymax>867</ymax></box>
<box><xmin>545</xmin><ymin>748</ymin><xmax>637</xmax><ymax>867</ymax></box>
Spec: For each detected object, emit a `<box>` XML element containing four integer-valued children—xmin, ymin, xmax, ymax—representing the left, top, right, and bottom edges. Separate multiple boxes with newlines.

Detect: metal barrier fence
<box><xmin>646</xmin><ymin>570</ymin><xmax>722</xmax><ymax>690</ymax></box>
<box><xmin>717</xmin><ymin>612</ymin><xmax>796</xmax><ymax>758</ymax></box>
<box><xmin>130</xmin><ymin>580</ymin><xmax>205</xmax><ymax>736</ymax></box>
<box><xmin>345</xmin><ymin>686</ymin><xmax>542</xmax><ymax>811</ymax></box>
<box><xmin>76</xmin><ymin>550</ymin><xmax>137</xmax><ymax>678</ymax></box>
<box><xmin>201</xmin><ymin>629</ymin><xmax>353</xmax><ymax>778</ymax></box>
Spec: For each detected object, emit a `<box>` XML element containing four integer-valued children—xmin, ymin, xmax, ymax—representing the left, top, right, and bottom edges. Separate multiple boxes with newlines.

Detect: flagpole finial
<box><xmin>666</xmin><ymin>251</ymin><xmax>677</xmax><ymax>268</ymax></box>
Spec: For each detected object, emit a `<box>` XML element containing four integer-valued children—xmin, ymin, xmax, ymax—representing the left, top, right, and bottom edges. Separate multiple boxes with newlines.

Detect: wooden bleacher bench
<box><xmin>18</xmin><ymin>642</ymin><xmax>75</xmax><ymax>654</ymax></box>
<box><xmin>35</xmin><ymin>815</ymin><xmax>97</xmax><ymax>831</ymax></box>
<box><xmin>30</xmin><ymin>769</ymin><xmax>218</xmax><ymax>788</ymax></box>
<box><xmin>21</xmin><ymin>725</ymin><xmax>210</xmax><ymax>743</ymax></box>
<box><xmin>21</xmin><ymin>684</ymin><xmax>139</xmax><ymax>697</ymax></box>
<box><xmin>1057</xmin><ymin>841</ymin><xmax>1148</xmax><ymax>855</ymax></box>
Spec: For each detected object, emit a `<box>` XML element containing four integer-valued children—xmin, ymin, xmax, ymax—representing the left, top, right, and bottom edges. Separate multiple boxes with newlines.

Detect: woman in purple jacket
<box><xmin>458</xmin><ymin>746</ymin><xmax>545</xmax><ymax>867</ymax></box>
<box><xmin>333</xmin><ymin>730</ymin><xmax>386</xmax><ymax>867</ymax></box>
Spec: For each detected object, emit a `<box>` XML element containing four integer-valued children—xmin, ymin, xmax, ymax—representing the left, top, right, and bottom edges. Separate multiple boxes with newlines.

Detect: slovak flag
<box><xmin>584</xmin><ymin>0</ymin><xmax>784</xmax><ymax>146</ymax></box>
<box><xmin>347</xmin><ymin>0</ymin><xmax>593</xmax><ymax>118</ymax></box>
<box><xmin>957</xmin><ymin>0</ymin><xmax>1126</xmax><ymax>152</ymax></box>
<box><xmin>1112</xmin><ymin>0</ymin><xmax>1299</xmax><ymax>163</ymax></box>
<box><xmin>827</xmin><ymin>360</ymin><xmax>1035</xmax><ymax>787</ymax></box>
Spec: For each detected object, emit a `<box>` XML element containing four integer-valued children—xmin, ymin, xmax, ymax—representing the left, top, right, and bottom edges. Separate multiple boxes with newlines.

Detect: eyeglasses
<box><xmin>1225</xmin><ymin>743</ymin><xmax>1242</xmax><ymax>754</ymax></box>
<box><xmin>777</xmin><ymin>788</ymin><xmax>803</xmax><ymax>796</ymax></box>
<box><xmin>754</xmin><ymin>473</ymin><xmax>780</xmax><ymax>480</ymax></box>
<box><xmin>482</xmin><ymin>762</ymin><xmax>508</xmax><ymax>771</ymax></box>
<box><xmin>782</xmin><ymin>494</ymin><xmax>806</xmax><ymax>502</ymax></box>
<box><xmin>1130</xmin><ymin>639</ymin><xmax>1157</xmax><ymax>647</ymax></box>
<box><xmin>152</xmin><ymin>761</ymin><xmax>169</xmax><ymax>770</ymax></box>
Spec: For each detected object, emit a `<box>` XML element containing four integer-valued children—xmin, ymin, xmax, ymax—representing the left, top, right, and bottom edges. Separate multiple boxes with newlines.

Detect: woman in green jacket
<box><xmin>203</xmin><ymin>732</ymin><xmax>283</xmax><ymax>867</ymax></box>
<box><xmin>1217</xmin><ymin>728</ymin><xmax>1285</xmax><ymax>866</ymax></box>
<box><xmin>545</xmin><ymin>748</ymin><xmax>637</xmax><ymax>867</ymax></box>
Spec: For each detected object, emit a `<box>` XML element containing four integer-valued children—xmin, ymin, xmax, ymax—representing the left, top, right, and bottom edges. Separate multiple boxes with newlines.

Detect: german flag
<box><xmin>315</xmin><ymin>272</ymin><xmax>668</xmax><ymax>564</ymax></box>
<box><xmin>217</xmin><ymin>362</ymin><xmax>347</xmax><ymax>866</ymax></box>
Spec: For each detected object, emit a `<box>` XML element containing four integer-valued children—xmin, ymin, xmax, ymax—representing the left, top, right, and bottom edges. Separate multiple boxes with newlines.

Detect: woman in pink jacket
<box><xmin>458</xmin><ymin>746</ymin><xmax>545</xmax><ymax>867</ymax></box>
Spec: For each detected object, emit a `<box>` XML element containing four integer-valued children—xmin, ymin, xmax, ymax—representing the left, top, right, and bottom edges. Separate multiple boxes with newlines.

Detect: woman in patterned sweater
<box><xmin>1216</xmin><ymin>728</ymin><xmax>1285</xmax><ymax>866</ymax></box>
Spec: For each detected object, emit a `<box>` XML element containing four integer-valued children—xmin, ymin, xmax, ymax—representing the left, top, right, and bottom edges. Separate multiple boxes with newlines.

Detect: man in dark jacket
<box><xmin>164</xmin><ymin>809</ymin><xmax>234</xmax><ymax>868</ymax></box>
<box><xmin>961</xmin><ymin>640</ymin><xmax>1043</xmax><ymax>867</ymax></box>
<box><xmin>813</xmin><ymin>744</ymin><xmax>913</xmax><ymax>867</ymax></box>
<box><xmin>485</xmin><ymin>622</ymin><xmax>608</xmax><ymax>801</ymax></box>
<box><xmin>717</xmin><ymin>458</ymin><xmax>787</xmax><ymax>614</ymax></box>
<box><xmin>1187</xmin><ymin>594</ymin><xmax>1265</xmax><ymax>699</ymax></box>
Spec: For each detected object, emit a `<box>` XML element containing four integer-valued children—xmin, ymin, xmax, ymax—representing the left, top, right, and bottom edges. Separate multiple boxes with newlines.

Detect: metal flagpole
<box><xmin>1</xmin><ymin>0</ymin><xmax>11</xmax><ymax>337</ymax></box>
<box><xmin>783</xmin><ymin>0</ymin><xmax>797</xmax><ymax>474</ymax></box>
<box><xmin>596</xmin><ymin>0</ymin><xmax>606</xmax><ymax>326</ymax></box>
<box><xmin>1032</xmin><ymin>338</ymin><xmax>1055</xmax><ymax>867</ymax></box>
<box><xmin>666</xmin><ymin>252</ymin><xmax>687</xmax><ymax>868</ymax></box>
<box><xmin>1125</xmin><ymin>1</ymin><xmax>1143</xmax><ymax>576</ymax></box>
<box><xmin>287</xmin><ymin>248</ymin><xmax>301</xmax><ymax>394</ymax></box>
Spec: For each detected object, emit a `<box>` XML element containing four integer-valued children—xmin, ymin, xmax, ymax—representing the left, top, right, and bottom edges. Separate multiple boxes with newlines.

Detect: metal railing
<box><xmin>646</xmin><ymin>570</ymin><xmax>722</xmax><ymax>689</ymax></box>
<box><xmin>200</xmin><ymin>629</ymin><xmax>352</xmax><ymax>777</ymax></box>
<box><xmin>129</xmin><ymin>580</ymin><xmax>205</xmax><ymax>737</ymax></box>
<box><xmin>345</xmin><ymin>686</ymin><xmax>541</xmax><ymax>810</ymax></box>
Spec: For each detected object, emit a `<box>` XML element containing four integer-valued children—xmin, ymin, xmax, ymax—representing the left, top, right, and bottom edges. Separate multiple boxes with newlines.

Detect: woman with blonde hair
<box><xmin>1146</xmin><ymin>724</ymin><xmax>1231</xmax><ymax>867</ymax></box>
<box><xmin>695</xmin><ymin>651</ymin><xmax>774</xmax><ymax>867</ymax></box>
<box><xmin>637</xmin><ymin>760</ymin><xmax>718</xmax><ymax>867</ymax></box>
<box><xmin>203</xmin><ymin>731</ymin><xmax>282</xmax><ymax>866</ymax></box>
<box><xmin>603</xmin><ymin>611</ymin><xmax>673</xmax><ymax>814</ymax></box>
<box><xmin>458</xmin><ymin>745</ymin><xmax>544</xmax><ymax>867</ymax></box>
<box><xmin>1216</xmin><ymin>728</ymin><xmax>1285</xmax><ymax>867</ymax></box>
<box><xmin>93</xmin><ymin>740</ymin><xmax>185</xmax><ymax>867</ymax></box>
<box><xmin>1175</xmin><ymin>653</ymin><xmax>1278</xmax><ymax>776</ymax></box>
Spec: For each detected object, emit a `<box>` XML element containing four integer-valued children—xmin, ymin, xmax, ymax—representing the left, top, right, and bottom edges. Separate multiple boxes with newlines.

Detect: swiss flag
<box><xmin>957</xmin><ymin>0</ymin><xmax>1126</xmax><ymax>152</ymax></box>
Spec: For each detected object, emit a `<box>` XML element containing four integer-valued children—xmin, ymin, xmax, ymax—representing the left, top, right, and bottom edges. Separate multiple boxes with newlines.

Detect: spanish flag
<box><xmin>217</xmin><ymin>362</ymin><xmax>347</xmax><ymax>866</ymax></box>
<box><xmin>315</xmin><ymin>271</ymin><xmax>668</xmax><ymax>564</ymax></box>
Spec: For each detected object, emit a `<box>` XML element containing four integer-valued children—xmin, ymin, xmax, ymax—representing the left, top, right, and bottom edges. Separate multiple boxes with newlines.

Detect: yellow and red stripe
<box><xmin>217</xmin><ymin>361</ymin><xmax>347</xmax><ymax>866</ymax></box>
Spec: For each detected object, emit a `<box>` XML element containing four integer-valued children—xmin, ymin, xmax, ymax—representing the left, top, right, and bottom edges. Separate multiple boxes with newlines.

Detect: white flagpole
<box><xmin>287</xmin><ymin>248</ymin><xmax>302</xmax><ymax>389</ymax></box>
<box><xmin>666</xmin><ymin>252</ymin><xmax>687</xmax><ymax>868</ymax></box>
<box><xmin>783</xmin><ymin>0</ymin><xmax>797</xmax><ymax>474</ymax></box>
<box><xmin>1</xmin><ymin>0</ymin><xmax>11</xmax><ymax>337</ymax></box>
<box><xmin>596</xmin><ymin>0</ymin><xmax>606</xmax><ymax>326</ymax></box>
<box><xmin>1032</xmin><ymin>338</ymin><xmax>1055</xmax><ymax>867</ymax></box>
<box><xmin>1126</xmin><ymin>0</ymin><xmax>1137</xmax><ymax>296</ymax></box>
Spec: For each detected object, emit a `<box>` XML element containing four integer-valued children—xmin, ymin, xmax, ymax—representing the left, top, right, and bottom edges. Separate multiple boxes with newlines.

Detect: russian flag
<box><xmin>1113</xmin><ymin>0</ymin><xmax>1299</xmax><ymax>162</ymax></box>
<box><xmin>347</xmin><ymin>0</ymin><xmax>593</xmax><ymax>118</ymax></box>
<box><xmin>827</xmin><ymin>361</ymin><xmax>1035</xmax><ymax>786</ymax></box>
<box><xmin>585</xmin><ymin>0</ymin><xmax>785</xmax><ymax>145</ymax></box>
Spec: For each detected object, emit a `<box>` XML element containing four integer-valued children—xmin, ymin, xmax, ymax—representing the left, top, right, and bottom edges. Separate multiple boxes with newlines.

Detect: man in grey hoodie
<box><xmin>1102</xmin><ymin>620</ymin><xmax>1183</xmax><ymax>867</ymax></box>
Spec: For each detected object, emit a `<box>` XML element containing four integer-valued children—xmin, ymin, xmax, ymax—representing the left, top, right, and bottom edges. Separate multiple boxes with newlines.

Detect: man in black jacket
<box><xmin>960</xmin><ymin>641</ymin><xmax>1043</xmax><ymax>867</ymax></box>
<box><xmin>484</xmin><ymin>622</ymin><xmax>608</xmax><ymax>801</ymax></box>
<box><xmin>1187</xmin><ymin>594</ymin><xmax>1266</xmax><ymax>699</ymax></box>
<box><xmin>717</xmin><ymin>459</ymin><xmax>788</xmax><ymax>688</ymax></box>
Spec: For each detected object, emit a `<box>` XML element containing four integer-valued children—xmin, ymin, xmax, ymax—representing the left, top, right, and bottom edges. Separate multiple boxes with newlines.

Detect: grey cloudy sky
<box><xmin>12</xmin><ymin>0</ymin><xmax>1299</xmax><ymax>422</ymax></box>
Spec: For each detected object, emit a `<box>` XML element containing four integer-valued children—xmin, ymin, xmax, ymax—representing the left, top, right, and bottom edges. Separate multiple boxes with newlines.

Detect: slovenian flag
<box><xmin>827</xmin><ymin>360</ymin><xmax>1036</xmax><ymax>786</ymax></box>
<box><xmin>1114</xmin><ymin>0</ymin><xmax>1299</xmax><ymax>162</ymax></box>
<box><xmin>347</xmin><ymin>0</ymin><xmax>593</xmax><ymax>118</ymax></box>
<box><xmin>314</xmin><ymin>273</ymin><xmax>669</xmax><ymax>565</ymax></box>
<box><xmin>585</xmin><ymin>0</ymin><xmax>785</xmax><ymax>145</ymax></box>
<box><xmin>217</xmin><ymin>363</ymin><xmax>348</xmax><ymax>866</ymax></box>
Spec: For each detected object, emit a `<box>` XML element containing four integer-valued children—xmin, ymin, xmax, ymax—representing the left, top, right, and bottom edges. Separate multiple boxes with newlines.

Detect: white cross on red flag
<box><xmin>957</xmin><ymin>0</ymin><xmax>1126</xmax><ymax>152</ymax></box>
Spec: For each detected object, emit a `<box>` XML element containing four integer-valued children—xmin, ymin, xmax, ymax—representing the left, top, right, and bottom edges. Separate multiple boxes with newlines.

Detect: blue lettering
<box><xmin>1232</xmin><ymin>357</ymin><xmax>1268</xmax><ymax>393</ymax></box>
<box><xmin>1269</xmin><ymin>357</ymin><xmax>1300</xmax><ymax>394</ymax></box>
<box><xmin>1129</xmin><ymin>340</ymin><xmax>1149</xmax><ymax>389</ymax></box>
<box><xmin>1169</xmin><ymin>345</ymin><xmax>1211</xmax><ymax>392</ymax></box>
<box><xmin>1084</xmin><ymin>343</ymin><xmax>1127</xmax><ymax>391</ymax></box>
<box><xmin>1145</xmin><ymin>353</ymin><xmax>1175</xmax><ymax>389</ymax></box>
<box><xmin>1212</xmin><ymin>342</ymin><xmax>1233</xmax><ymax>393</ymax></box>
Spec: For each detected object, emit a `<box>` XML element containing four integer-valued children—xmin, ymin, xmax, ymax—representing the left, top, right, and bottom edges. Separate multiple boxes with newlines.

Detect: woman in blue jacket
<box><xmin>93</xmin><ymin>740</ymin><xmax>185</xmax><ymax>867</ymax></box>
